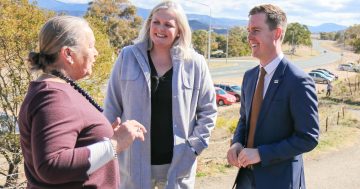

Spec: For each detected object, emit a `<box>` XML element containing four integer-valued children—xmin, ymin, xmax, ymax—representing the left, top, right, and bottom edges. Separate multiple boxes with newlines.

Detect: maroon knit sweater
<box><xmin>18</xmin><ymin>81</ymin><xmax>119</xmax><ymax>189</ymax></box>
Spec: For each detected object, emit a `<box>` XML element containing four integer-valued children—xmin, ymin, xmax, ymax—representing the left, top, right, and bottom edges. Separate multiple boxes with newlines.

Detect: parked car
<box><xmin>313</xmin><ymin>69</ymin><xmax>338</xmax><ymax>80</ymax></box>
<box><xmin>348</xmin><ymin>62</ymin><xmax>360</xmax><ymax>72</ymax></box>
<box><xmin>214</xmin><ymin>87</ymin><xmax>236</xmax><ymax>106</ymax></box>
<box><xmin>309</xmin><ymin>72</ymin><xmax>333</xmax><ymax>83</ymax></box>
<box><xmin>214</xmin><ymin>84</ymin><xmax>241</xmax><ymax>102</ymax></box>
<box><xmin>310</xmin><ymin>70</ymin><xmax>336</xmax><ymax>80</ymax></box>
<box><xmin>338</xmin><ymin>63</ymin><xmax>359</xmax><ymax>72</ymax></box>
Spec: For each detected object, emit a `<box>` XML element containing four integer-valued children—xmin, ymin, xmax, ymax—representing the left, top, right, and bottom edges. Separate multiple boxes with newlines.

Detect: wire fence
<box><xmin>321</xmin><ymin>106</ymin><xmax>346</xmax><ymax>133</ymax></box>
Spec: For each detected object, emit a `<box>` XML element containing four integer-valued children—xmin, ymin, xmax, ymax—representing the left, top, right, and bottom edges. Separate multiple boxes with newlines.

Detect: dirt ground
<box><xmin>196</xmin><ymin>131</ymin><xmax>360</xmax><ymax>189</ymax></box>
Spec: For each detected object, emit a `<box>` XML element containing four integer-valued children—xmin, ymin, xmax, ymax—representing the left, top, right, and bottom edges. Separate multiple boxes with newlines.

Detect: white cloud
<box><xmin>129</xmin><ymin>0</ymin><xmax>360</xmax><ymax>26</ymax></box>
<box><xmin>313</xmin><ymin>0</ymin><xmax>352</xmax><ymax>11</ymax></box>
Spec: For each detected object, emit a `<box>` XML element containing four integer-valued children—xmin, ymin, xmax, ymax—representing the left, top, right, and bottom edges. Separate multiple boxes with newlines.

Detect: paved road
<box><xmin>210</xmin><ymin>40</ymin><xmax>341</xmax><ymax>79</ymax></box>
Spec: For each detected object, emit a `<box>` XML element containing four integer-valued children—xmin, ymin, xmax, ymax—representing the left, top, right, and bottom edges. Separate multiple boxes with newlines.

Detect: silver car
<box><xmin>309</xmin><ymin>72</ymin><xmax>333</xmax><ymax>83</ymax></box>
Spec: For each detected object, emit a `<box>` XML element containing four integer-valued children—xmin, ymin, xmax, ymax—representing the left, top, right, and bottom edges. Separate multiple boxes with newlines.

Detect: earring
<box><xmin>69</xmin><ymin>59</ymin><xmax>74</xmax><ymax>64</ymax></box>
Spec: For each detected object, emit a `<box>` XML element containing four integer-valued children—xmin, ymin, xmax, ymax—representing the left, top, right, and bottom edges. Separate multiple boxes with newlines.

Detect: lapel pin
<box><xmin>274</xmin><ymin>80</ymin><xmax>279</xmax><ymax>84</ymax></box>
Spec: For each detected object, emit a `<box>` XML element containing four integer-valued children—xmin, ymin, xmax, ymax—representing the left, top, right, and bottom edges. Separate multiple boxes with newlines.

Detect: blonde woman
<box><xmin>104</xmin><ymin>1</ymin><xmax>217</xmax><ymax>188</ymax></box>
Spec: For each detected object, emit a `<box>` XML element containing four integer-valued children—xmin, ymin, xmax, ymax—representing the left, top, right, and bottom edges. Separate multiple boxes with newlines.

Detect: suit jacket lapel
<box><xmin>257</xmin><ymin>59</ymin><xmax>288</xmax><ymax>129</ymax></box>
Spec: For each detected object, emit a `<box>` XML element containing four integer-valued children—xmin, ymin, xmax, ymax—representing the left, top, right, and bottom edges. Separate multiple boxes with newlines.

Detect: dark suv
<box><xmin>214</xmin><ymin>84</ymin><xmax>241</xmax><ymax>102</ymax></box>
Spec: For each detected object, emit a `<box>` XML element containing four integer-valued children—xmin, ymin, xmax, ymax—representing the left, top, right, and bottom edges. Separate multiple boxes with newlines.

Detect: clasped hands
<box><xmin>227</xmin><ymin>142</ymin><xmax>261</xmax><ymax>168</ymax></box>
<box><xmin>111</xmin><ymin>117</ymin><xmax>147</xmax><ymax>153</ymax></box>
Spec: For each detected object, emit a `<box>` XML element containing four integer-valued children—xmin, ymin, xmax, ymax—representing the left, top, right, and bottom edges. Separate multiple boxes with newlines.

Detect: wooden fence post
<box><xmin>355</xmin><ymin>77</ymin><xmax>357</xmax><ymax>91</ymax></box>
<box><xmin>326</xmin><ymin>117</ymin><xmax>328</xmax><ymax>132</ymax></box>
<box><xmin>337</xmin><ymin>112</ymin><xmax>340</xmax><ymax>125</ymax></box>
<box><xmin>342</xmin><ymin>107</ymin><xmax>345</xmax><ymax>118</ymax></box>
<box><xmin>348</xmin><ymin>78</ymin><xmax>352</xmax><ymax>95</ymax></box>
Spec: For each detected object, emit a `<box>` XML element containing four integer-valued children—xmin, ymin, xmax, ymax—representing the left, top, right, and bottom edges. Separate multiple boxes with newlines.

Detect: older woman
<box><xmin>18</xmin><ymin>16</ymin><xmax>146</xmax><ymax>189</ymax></box>
<box><xmin>104</xmin><ymin>1</ymin><xmax>217</xmax><ymax>188</ymax></box>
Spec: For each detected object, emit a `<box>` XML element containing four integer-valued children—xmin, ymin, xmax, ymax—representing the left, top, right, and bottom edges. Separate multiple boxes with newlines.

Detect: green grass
<box><xmin>216</xmin><ymin>116</ymin><xmax>238</xmax><ymax>133</ymax></box>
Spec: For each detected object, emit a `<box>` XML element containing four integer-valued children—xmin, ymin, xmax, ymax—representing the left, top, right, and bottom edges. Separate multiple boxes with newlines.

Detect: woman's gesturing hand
<box><xmin>111</xmin><ymin>117</ymin><xmax>147</xmax><ymax>153</ymax></box>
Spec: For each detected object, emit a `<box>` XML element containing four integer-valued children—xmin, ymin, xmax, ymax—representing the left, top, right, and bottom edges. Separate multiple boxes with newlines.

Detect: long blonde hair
<box><xmin>134</xmin><ymin>1</ymin><xmax>192</xmax><ymax>59</ymax></box>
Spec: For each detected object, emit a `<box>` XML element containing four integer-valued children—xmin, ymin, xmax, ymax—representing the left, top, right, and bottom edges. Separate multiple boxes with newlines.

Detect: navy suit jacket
<box><xmin>232</xmin><ymin>58</ymin><xmax>320</xmax><ymax>189</ymax></box>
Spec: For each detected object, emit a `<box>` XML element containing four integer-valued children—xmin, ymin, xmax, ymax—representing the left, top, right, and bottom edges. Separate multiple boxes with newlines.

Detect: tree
<box><xmin>81</xmin><ymin>16</ymin><xmax>115</xmax><ymax>105</ymax></box>
<box><xmin>352</xmin><ymin>38</ymin><xmax>360</xmax><ymax>53</ymax></box>
<box><xmin>283</xmin><ymin>23</ymin><xmax>312</xmax><ymax>53</ymax></box>
<box><xmin>345</xmin><ymin>24</ymin><xmax>360</xmax><ymax>53</ymax></box>
<box><xmin>0</xmin><ymin>0</ymin><xmax>53</xmax><ymax>187</ymax></box>
<box><xmin>334</xmin><ymin>31</ymin><xmax>342</xmax><ymax>41</ymax></box>
<box><xmin>216</xmin><ymin>34</ymin><xmax>227</xmax><ymax>54</ymax></box>
<box><xmin>192</xmin><ymin>30</ymin><xmax>208</xmax><ymax>56</ymax></box>
<box><xmin>85</xmin><ymin>0</ymin><xmax>142</xmax><ymax>52</ymax></box>
<box><xmin>210</xmin><ymin>33</ymin><xmax>219</xmax><ymax>53</ymax></box>
<box><xmin>228</xmin><ymin>26</ymin><xmax>251</xmax><ymax>57</ymax></box>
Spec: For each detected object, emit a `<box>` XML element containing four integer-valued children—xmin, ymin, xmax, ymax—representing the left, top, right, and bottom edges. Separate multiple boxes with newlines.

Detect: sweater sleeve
<box><xmin>30</xmin><ymin>88</ymin><xmax>90</xmax><ymax>184</ymax></box>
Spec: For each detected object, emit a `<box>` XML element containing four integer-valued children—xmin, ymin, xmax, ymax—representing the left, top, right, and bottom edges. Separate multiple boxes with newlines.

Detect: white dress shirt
<box><xmin>257</xmin><ymin>53</ymin><xmax>284</xmax><ymax>98</ymax></box>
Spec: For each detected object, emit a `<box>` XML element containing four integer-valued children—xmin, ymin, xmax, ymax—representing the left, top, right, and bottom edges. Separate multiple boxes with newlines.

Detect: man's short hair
<box><xmin>249</xmin><ymin>4</ymin><xmax>287</xmax><ymax>40</ymax></box>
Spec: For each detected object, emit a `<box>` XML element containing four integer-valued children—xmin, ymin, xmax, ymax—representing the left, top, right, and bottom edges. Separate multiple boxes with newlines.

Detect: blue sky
<box><xmin>57</xmin><ymin>0</ymin><xmax>360</xmax><ymax>26</ymax></box>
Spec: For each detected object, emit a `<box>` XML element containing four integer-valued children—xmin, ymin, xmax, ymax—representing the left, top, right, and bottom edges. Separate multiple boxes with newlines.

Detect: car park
<box><xmin>214</xmin><ymin>87</ymin><xmax>236</xmax><ymax>106</ymax></box>
<box><xmin>214</xmin><ymin>84</ymin><xmax>241</xmax><ymax>102</ymax></box>
<box><xmin>308</xmin><ymin>72</ymin><xmax>333</xmax><ymax>83</ymax></box>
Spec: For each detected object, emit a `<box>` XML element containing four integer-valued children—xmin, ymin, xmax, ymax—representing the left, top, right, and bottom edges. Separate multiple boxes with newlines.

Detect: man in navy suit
<box><xmin>227</xmin><ymin>4</ymin><xmax>319</xmax><ymax>189</ymax></box>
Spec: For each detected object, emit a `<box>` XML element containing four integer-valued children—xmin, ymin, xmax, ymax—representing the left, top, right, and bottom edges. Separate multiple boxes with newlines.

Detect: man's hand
<box><xmin>227</xmin><ymin>142</ymin><xmax>243</xmax><ymax>167</ymax></box>
<box><xmin>238</xmin><ymin>148</ymin><xmax>261</xmax><ymax>167</ymax></box>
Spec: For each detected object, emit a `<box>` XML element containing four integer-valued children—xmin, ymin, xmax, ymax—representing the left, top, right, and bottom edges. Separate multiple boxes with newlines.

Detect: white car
<box><xmin>338</xmin><ymin>63</ymin><xmax>359</xmax><ymax>72</ymax></box>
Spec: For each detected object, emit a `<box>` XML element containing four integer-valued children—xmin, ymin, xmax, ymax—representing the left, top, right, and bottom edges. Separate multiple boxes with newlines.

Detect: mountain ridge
<box><xmin>29</xmin><ymin>0</ymin><xmax>347</xmax><ymax>33</ymax></box>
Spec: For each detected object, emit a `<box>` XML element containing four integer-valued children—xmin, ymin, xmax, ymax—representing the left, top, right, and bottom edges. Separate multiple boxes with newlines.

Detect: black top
<box><xmin>148</xmin><ymin>51</ymin><xmax>174</xmax><ymax>165</ymax></box>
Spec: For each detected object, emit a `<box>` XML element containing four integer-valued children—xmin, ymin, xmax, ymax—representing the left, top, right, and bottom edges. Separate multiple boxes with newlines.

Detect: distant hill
<box><xmin>307</xmin><ymin>23</ymin><xmax>347</xmax><ymax>33</ymax></box>
<box><xmin>29</xmin><ymin>1</ymin><xmax>347</xmax><ymax>34</ymax></box>
<box><xmin>136</xmin><ymin>7</ymin><xmax>150</xmax><ymax>20</ymax></box>
<box><xmin>29</xmin><ymin>0</ymin><xmax>88</xmax><ymax>16</ymax></box>
<box><xmin>132</xmin><ymin>8</ymin><xmax>247</xmax><ymax>33</ymax></box>
<box><xmin>189</xmin><ymin>20</ymin><xmax>209</xmax><ymax>31</ymax></box>
<box><xmin>187</xmin><ymin>14</ymin><xmax>247</xmax><ymax>28</ymax></box>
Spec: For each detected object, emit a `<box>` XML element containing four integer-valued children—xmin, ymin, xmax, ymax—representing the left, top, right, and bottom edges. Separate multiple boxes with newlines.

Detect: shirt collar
<box><xmin>260</xmin><ymin>53</ymin><xmax>284</xmax><ymax>75</ymax></box>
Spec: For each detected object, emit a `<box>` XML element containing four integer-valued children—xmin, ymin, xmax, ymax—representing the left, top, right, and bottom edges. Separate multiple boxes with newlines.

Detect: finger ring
<box><xmin>136</xmin><ymin>128</ymin><xmax>141</xmax><ymax>132</ymax></box>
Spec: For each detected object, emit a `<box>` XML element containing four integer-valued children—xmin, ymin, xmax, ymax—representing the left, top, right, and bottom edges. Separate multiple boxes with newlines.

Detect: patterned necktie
<box><xmin>247</xmin><ymin>67</ymin><xmax>266</xmax><ymax>148</ymax></box>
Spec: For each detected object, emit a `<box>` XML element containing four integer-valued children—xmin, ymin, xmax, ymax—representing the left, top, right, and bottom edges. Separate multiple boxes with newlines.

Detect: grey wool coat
<box><xmin>104</xmin><ymin>41</ymin><xmax>217</xmax><ymax>189</ymax></box>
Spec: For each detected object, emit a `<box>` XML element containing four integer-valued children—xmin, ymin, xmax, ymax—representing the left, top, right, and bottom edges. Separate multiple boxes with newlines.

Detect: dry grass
<box><xmin>197</xmin><ymin>73</ymin><xmax>360</xmax><ymax>178</ymax></box>
<box><xmin>208</xmin><ymin>62</ymin><xmax>239</xmax><ymax>69</ymax></box>
<box><xmin>197</xmin><ymin>38</ymin><xmax>360</xmax><ymax>177</ymax></box>
<box><xmin>283</xmin><ymin>44</ymin><xmax>320</xmax><ymax>62</ymax></box>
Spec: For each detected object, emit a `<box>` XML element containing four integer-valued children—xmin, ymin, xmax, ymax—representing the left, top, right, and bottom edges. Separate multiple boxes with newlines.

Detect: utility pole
<box><xmin>291</xmin><ymin>31</ymin><xmax>295</xmax><ymax>59</ymax></box>
<box><xmin>341</xmin><ymin>32</ymin><xmax>345</xmax><ymax>63</ymax></box>
<box><xmin>207</xmin><ymin>7</ymin><xmax>212</xmax><ymax>64</ymax></box>
<box><xmin>226</xmin><ymin>27</ymin><xmax>229</xmax><ymax>64</ymax></box>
